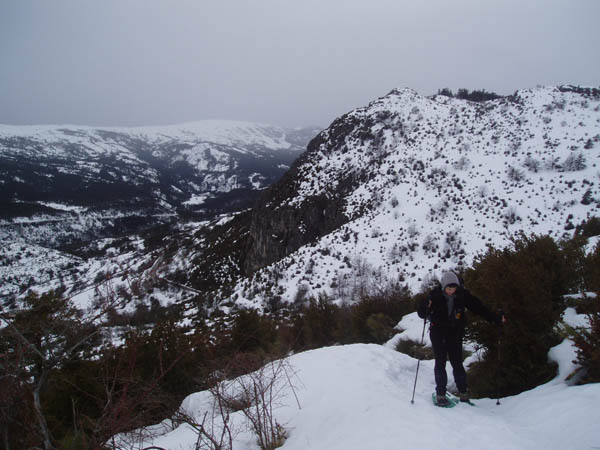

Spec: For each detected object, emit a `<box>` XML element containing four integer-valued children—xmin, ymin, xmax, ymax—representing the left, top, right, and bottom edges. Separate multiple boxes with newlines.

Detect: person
<box><xmin>417</xmin><ymin>271</ymin><xmax>503</xmax><ymax>406</ymax></box>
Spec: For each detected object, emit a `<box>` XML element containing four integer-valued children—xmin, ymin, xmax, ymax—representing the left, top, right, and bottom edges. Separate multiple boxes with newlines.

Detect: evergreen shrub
<box><xmin>572</xmin><ymin>299</ymin><xmax>600</xmax><ymax>383</ymax></box>
<box><xmin>291</xmin><ymin>295</ymin><xmax>341</xmax><ymax>350</ymax></box>
<box><xmin>350</xmin><ymin>292</ymin><xmax>413</xmax><ymax>344</ymax></box>
<box><xmin>575</xmin><ymin>216</ymin><xmax>600</xmax><ymax>238</ymax></box>
<box><xmin>463</xmin><ymin>234</ymin><xmax>570</xmax><ymax>397</ymax></box>
<box><xmin>583</xmin><ymin>241</ymin><xmax>600</xmax><ymax>293</ymax></box>
<box><xmin>572</xmin><ymin>239</ymin><xmax>600</xmax><ymax>383</ymax></box>
<box><xmin>395</xmin><ymin>338</ymin><xmax>434</xmax><ymax>360</ymax></box>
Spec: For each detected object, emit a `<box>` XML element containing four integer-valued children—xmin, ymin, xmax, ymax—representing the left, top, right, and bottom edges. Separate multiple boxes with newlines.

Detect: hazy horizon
<box><xmin>2</xmin><ymin>0</ymin><xmax>599</xmax><ymax>129</ymax></box>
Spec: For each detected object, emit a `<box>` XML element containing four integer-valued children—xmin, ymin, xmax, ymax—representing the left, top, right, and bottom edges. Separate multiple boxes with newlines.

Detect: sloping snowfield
<box><xmin>124</xmin><ymin>309</ymin><xmax>600</xmax><ymax>450</ymax></box>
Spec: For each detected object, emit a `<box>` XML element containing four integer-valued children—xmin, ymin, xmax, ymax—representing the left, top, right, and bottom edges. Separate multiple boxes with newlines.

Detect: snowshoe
<box><xmin>448</xmin><ymin>392</ymin><xmax>475</xmax><ymax>406</ymax></box>
<box><xmin>432</xmin><ymin>393</ymin><xmax>458</xmax><ymax>408</ymax></box>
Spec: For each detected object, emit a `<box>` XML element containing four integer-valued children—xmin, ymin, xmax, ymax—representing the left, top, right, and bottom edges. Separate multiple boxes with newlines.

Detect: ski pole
<box><xmin>411</xmin><ymin>316</ymin><xmax>427</xmax><ymax>404</ymax></box>
<box><xmin>495</xmin><ymin>308</ymin><xmax>504</xmax><ymax>405</ymax></box>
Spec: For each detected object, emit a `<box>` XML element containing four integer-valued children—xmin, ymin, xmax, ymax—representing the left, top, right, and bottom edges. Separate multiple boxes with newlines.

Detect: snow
<box><xmin>563</xmin><ymin>306</ymin><xmax>591</xmax><ymax>328</ymax></box>
<box><xmin>392</xmin><ymin>311</ymin><xmax>432</xmax><ymax>347</ymax></box>
<box><xmin>0</xmin><ymin>242</ymin><xmax>83</xmax><ymax>299</ymax></box>
<box><xmin>38</xmin><ymin>201</ymin><xmax>87</xmax><ymax>213</ymax></box>
<box><xmin>586</xmin><ymin>236</ymin><xmax>600</xmax><ymax>253</ymax></box>
<box><xmin>182</xmin><ymin>193</ymin><xmax>212</xmax><ymax>206</ymax></box>
<box><xmin>124</xmin><ymin>309</ymin><xmax>600</xmax><ymax>450</ymax></box>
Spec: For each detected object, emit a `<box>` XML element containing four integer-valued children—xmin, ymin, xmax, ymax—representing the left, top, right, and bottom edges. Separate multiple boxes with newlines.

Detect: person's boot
<box><xmin>458</xmin><ymin>390</ymin><xmax>470</xmax><ymax>403</ymax></box>
<box><xmin>436</xmin><ymin>394</ymin><xmax>450</xmax><ymax>406</ymax></box>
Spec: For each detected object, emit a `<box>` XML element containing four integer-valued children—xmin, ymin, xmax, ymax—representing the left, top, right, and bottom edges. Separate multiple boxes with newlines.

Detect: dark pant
<box><xmin>430</xmin><ymin>325</ymin><xmax>467</xmax><ymax>395</ymax></box>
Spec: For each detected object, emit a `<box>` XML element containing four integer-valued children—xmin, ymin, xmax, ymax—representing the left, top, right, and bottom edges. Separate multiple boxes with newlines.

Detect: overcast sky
<box><xmin>1</xmin><ymin>0</ymin><xmax>599</xmax><ymax>129</ymax></box>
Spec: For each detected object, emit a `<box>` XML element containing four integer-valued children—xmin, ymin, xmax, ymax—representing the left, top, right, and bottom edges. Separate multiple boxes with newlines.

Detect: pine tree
<box><xmin>572</xmin><ymin>303</ymin><xmax>600</xmax><ymax>383</ymax></box>
<box><xmin>463</xmin><ymin>234</ymin><xmax>570</xmax><ymax>396</ymax></box>
<box><xmin>0</xmin><ymin>291</ymin><xmax>101</xmax><ymax>449</ymax></box>
<box><xmin>572</xmin><ymin>241</ymin><xmax>600</xmax><ymax>383</ymax></box>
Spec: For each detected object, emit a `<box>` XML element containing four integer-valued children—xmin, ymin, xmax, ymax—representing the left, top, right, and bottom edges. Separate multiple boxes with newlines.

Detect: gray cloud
<box><xmin>1</xmin><ymin>0</ymin><xmax>599</xmax><ymax>128</ymax></box>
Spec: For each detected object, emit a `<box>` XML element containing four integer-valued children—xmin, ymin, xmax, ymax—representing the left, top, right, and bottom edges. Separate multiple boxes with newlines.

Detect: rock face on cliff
<box><xmin>242</xmin><ymin>106</ymin><xmax>410</xmax><ymax>274</ymax></box>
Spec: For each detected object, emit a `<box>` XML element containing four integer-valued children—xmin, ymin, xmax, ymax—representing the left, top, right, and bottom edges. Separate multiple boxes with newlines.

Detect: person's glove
<box><xmin>497</xmin><ymin>309</ymin><xmax>506</xmax><ymax>326</ymax></box>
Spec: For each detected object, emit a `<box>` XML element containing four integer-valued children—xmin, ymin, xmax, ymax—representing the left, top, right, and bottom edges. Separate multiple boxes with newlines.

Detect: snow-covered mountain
<box><xmin>190</xmin><ymin>85</ymin><xmax>600</xmax><ymax>308</ymax></box>
<box><xmin>0</xmin><ymin>121</ymin><xmax>319</xmax><ymax>246</ymax></box>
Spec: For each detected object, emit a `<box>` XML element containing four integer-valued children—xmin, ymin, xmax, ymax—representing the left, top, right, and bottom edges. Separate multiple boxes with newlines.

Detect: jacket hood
<box><xmin>440</xmin><ymin>272</ymin><xmax>460</xmax><ymax>290</ymax></box>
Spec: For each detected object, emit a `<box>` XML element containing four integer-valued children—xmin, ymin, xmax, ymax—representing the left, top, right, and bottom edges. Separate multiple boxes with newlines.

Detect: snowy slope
<box><xmin>224</xmin><ymin>86</ymin><xmax>600</xmax><ymax>307</ymax></box>
<box><xmin>0</xmin><ymin>221</ymin><xmax>207</xmax><ymax>307</ymax></box>
<box><xmin>0</xmin><ymin>242</ymin><xmax>82</xmax><ymax>301</ymax></box>
<box><xmin>122</xmin><ymin>308</ymin><xmax>600</xmax><ymax>450</ymax></box>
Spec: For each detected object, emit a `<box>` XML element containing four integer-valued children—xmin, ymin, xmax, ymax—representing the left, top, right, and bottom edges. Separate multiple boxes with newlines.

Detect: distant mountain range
<box><xmin>0</xmin><ymin>121</ymin><xmax>320</xmax><ymax>246</ymax></box>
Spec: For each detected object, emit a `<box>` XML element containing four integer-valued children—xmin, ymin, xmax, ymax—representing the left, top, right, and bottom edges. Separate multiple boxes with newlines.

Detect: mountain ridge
<box><xmin>200</xmin><ymin>85</ymin><xmax>600</xmax><ymax>308</ymax></box>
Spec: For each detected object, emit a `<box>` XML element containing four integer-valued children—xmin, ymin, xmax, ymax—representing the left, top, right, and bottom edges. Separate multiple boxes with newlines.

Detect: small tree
<box><xmin>507</xmin><ymin>165</ymin><xmax>526</xmax><ymax>182</ymax></box>
<box><xmin>583</xmin><ymin>241</ymin><xmax>600</xmax><ymax>293</ymax></box>
<box><xmin>0</xmin><ymin>288</ymin><xmax>197</xmax><ymax>449</ymax></box>
<box><xmin>229</xmin><ymin>359</ymin><xmax>295</xmax><ymax>450</ymax></box>
<box><xmin>571</xmin><ymin>241</ymin><xmax>600</xmax><ymax>383</ymax></box>
<box><xmin>523</xmin><ymin>156</ymin><xmax>541</xmax><ymax>172</ymax></box>
<box><xmin>178</xmin><ymin>356</ymin><xmax>298</xmax><ymax>450</ymax></box>
<box><xmin>0</xmin><ymin>291</ymin><xmax>102</xmax><ymax>449</ymax></box>
<box><xmin>293</xmin><ymin>296</ymin><xmax>340</xmax><ymax>350</ymax></box>
<box><xmin>572</xmin><ymin>300</ymin><xmax>600</xmax><ymax>383</ymax></box>
<box><xmin>229</xmin><ymin>309</ymin><xmax>277</xmax><ymax>355</ymax></box>
<box><xmin>0</xmin><ymin>332</ymin><xmax>36</xmax><ymax>449</ymax></box>
<box><xmin>463</xmin><ymin>234</ymin><xmax>571</xmax><ymax>397</ymax></box>
<box><xmin>562</xmin><ymin>152</ymin><xmax>586</xmax><ymax>171</ymax></box>
<box><xmin>350</xmin><ymin>290</ymin><xmax>412</xmax><ymax>344</ymax></box>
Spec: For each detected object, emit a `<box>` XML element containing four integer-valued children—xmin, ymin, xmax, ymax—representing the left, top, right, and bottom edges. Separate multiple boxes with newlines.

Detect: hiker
<box><xmin>417</xmin><ymin>271</ymin><xmax>504</xmax><ymax>406</ymax></box>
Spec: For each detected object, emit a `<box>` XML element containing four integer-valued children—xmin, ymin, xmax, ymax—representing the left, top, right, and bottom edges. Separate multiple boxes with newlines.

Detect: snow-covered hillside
<box><xmin>225</xmin><ymin>86</ymin><xmax>600</xmax><ymax>307</ymax></box>
<box><xmin>0</xmin><ymin>217</ymin><xmax>211</xmax><ymax>307</ymax></box>
<box><xmin>120</xmin><ymin>306</ymin><xmax>600</xmax><ymax>450</ymax></box>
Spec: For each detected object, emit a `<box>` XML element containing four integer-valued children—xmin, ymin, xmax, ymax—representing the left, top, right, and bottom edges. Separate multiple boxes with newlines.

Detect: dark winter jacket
<box><xmin>417</xmin><ymin>286</ymin><xmax>499</xmax><ymax>329</ymax></box>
